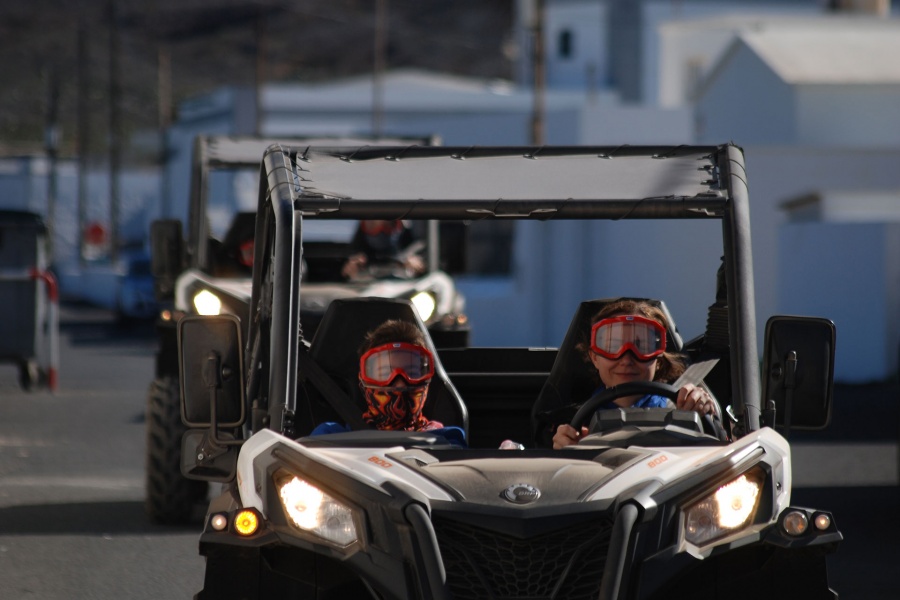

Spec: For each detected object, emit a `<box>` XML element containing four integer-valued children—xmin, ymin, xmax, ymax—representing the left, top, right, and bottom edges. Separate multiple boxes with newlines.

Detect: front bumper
<box><xmin>195</xmin><ymin>496</ymin><xmax>840</xmax><ymax>600</ymax></box>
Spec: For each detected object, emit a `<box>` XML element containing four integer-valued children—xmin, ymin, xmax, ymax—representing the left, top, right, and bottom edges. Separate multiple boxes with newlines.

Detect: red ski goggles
<box><xmin>590</xmin><ymin>315</ymin><xmax>666</xmax><ymax>361</ymax></box>
<box><xmin>359</xmin><ymin>342</ymin><xmax>435</xmax><ymax>387</ymax></box>
<box><xmin>238</xmin><ymin>239</ymin><xmax>254</xmax><ymax>267</ymax></box>
<box><xmin>360</xmin><ymin>220</ymin><xmax>402</xmax><ymax>235</ymax></box>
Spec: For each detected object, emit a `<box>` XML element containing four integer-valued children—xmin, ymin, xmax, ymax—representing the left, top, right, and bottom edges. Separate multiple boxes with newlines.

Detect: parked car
<box><xmin>116</xmin><ymin>252</ymin><xmax>157</xmax><ymax>320</ymax></box>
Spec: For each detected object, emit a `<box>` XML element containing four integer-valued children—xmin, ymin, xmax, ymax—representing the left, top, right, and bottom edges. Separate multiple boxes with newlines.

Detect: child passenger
<box><xmin>310</xmin><ymin>319</ymin><xmax>466</xmax><ymax>447</ymax></box>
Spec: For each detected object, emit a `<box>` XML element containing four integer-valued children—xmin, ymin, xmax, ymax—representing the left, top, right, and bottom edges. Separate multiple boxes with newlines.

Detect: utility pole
<box><xmin>45</xmin><ymin>66</ymin><xmax>60</xmax><ymax>261</ymax></box>
<box><xmin>372</xmin><ymin>0</ymin><xmax>387</xmax><ymax>137</ymax></box>
<box><xmin>108</xmin><ymin>0</ymin><xmax>121</xmax><ymax>263</ymax></box>
<box><xmin>77</xmin><ymin>15</ymin><xmax>89</xmax><ymax>268</ymax></box>
<box><xmin>158</xmin><ymin>43</ymin><xmax>172</xmax><ymax>218</ymax></box>
<box><xmin>530</xmin><ymin>0</ymin><xmax>546</xmax><ymax>146</ymax></box>
<box><xmin>255</xmin><ymin>10</ymin><xmax>267</xmax><ymax>136</ymax></box>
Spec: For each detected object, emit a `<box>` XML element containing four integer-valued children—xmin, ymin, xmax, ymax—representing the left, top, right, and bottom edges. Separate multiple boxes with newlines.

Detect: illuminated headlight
<box><xmin>410</xmin><ymin>291</ymin><xmax>436</xmax><ymax>322</ymax></box>
<box><xmin>193</xmin><ymin>290</ymin><xmax>222</xmax><ymax>315</ymax></box>
<box><xmin>275</xmin><ymin>471</ymin><xmax>358</xmax><ymax>547</ymax></box>
<box><xmin>682</xmin><ymin>467</ymin><xmax>765</xmax><ymax>548</ymax></box>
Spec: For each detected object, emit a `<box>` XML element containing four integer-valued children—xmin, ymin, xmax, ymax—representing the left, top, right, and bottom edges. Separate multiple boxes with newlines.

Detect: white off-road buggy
<box><xmin>176</xmin><ymin>144</ymin><xmax>841</xmax><ymax>599</ymax></box>
<box><xmin>146</xmin><ymin>135</ymin><xmax>467</xmax><ymax>525</ymax></box>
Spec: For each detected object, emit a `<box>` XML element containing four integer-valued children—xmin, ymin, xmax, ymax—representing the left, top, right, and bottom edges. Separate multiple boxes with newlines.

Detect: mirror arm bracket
<box><xmin>762</xmin><ymin>399</ymin><xmax>776</xmax><ymax>430</ymax></box>
<box><xmin>781</xmin><ymin>351</ymin><xmax>797</xmax><ymax>438</ymax></box>
<box><xmin>764</xmin><ymin>350</ymin><xmax>798</xmax><ymax>436</ymax></box>
<box><xmin>281</xmin><ymin>408</ymin><xmax>296</xmax><ymax>439</ymax></box>
<box><xmin>196</xmin><ymin>431</ymin><xmax>230</xmax><ymax>464</ymax></box>
<box><xmin>201</xmin><ymin>351</ymin><xmax>241</xmax><ymax>452</ymax></box>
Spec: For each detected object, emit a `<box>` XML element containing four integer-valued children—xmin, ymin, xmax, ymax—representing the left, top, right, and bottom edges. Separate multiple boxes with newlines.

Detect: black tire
<box><xmin>18</xmin><ymin>359</ymin><xmax>40</xmax><ymax>391</ymax></box>
<box><xmin>145</xmin><ymin>375</ymin><xmax>208</xmax><ymax>524</ymax></box>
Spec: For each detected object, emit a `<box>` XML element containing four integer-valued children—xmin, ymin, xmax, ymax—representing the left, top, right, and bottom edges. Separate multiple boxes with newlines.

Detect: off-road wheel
<box><xmin>145</xmin><ymin>375</ymin><xmax>208</xmax><ymax>524</ymax></box>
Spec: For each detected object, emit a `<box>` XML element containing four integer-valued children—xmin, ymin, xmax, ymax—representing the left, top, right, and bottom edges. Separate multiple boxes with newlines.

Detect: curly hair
<box><xmin>576</xmin><ymin>299</ymin><xmax>686</xmax><ymax>385</ymax></box>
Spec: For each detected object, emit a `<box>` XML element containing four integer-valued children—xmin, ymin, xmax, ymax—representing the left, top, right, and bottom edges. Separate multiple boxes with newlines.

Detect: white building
<box><xmin>524</xmin><ymin>0</ymin><xmax>826</xmax><ymax>103</ymax></box>
<box><xmin>693</xmin><ymin>20</ymin><xmax>900</xmax><ymax>146</ymax></box>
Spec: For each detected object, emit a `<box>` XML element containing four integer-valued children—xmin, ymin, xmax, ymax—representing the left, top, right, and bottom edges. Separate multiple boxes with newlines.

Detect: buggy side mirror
<box><xmin>178</xmin><ymin>315</ymin><xmax>245</xmax><ymax>482</ymax></box>
<box><xmin>150</xmin><ymin>219</ymin><xmax>184</xmax><ymax>300</ymax></box>
<box><xmin>761</xmin><ymin>316</ymin><xmax>836</xmax><ymax>431</ymax></box>
<box><xmin>179</xmin><ymin>314</ymin><xmax>245</xmax><ymax>428</ymax></box>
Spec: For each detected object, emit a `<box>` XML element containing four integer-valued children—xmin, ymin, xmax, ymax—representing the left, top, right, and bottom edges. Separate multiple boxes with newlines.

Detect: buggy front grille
<box><xmin>433</xmin><ymin>516</ymin><xmax>613</xmax><ymax>600</ymax></box>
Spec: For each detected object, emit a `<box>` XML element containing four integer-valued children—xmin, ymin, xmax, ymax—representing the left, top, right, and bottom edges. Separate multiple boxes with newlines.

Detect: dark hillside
<box><xmin>0</xmin><ymin>0</ymin><xmax>515</xmax><ymax>157</ymax></box>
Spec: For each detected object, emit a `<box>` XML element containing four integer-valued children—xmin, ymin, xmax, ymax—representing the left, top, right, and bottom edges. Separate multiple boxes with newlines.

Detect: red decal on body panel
<box><xmin>368</xmin><ymin>456</ymin><xmax>393</xmax><ymax>468</ymax></box>
<box><xmin>647</xmin><ymin>455</ymin><xmax>668</xmax><ymax>468</ymax></box>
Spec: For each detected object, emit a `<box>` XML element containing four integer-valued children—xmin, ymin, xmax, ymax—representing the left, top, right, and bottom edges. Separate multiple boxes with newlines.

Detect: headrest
<box><xmin>310</xmin><ymin>297</ymin><xmax>428</xmax><ymax>375</ymax></box>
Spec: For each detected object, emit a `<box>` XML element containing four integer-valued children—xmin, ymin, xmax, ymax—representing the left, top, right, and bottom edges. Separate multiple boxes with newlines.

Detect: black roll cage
<box><xmin>185</xmin><ymin>134</ymin><xmax>439</xmax><ymax>272</ymax></box>
<box><xmin>246</xmin><ymin>143</ymin><xmax>759</xmax><ymax>438</ymax></box>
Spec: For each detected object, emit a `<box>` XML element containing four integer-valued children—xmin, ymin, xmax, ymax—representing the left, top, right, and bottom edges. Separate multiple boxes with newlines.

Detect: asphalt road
<box><xmin>790</xmin><ymin>381</ymin><xmax>900</xmax><ymax>599</ymax></box>
<box><xmin>0</xmin><ymin>303</ymin><xmax>897</xmax><ymax>599</ymax></box>
<box><xmin>0</xmin><ymin>305</ymin><xmax>204</xmax><ymax>599</ymax></box>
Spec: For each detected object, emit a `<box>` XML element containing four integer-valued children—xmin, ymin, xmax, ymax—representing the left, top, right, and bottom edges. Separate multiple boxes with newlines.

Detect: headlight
<box><xmin>410</xmin><ymin>291</ymin><xmax>436</xmax><ymax>322</ymax></box>
<box><xmin>275</xmin><ymin>470</ymin><xmax>358</xmax><ymax>547</ymax></box>
<box><xmin>682</xmin><ymin>467</ymin><xmax>765</xmax><ymax>548</ymax></box>
<box><xmin>193</xmin><ymin>290</ymin><xmax>222</xmax><ymax>315</ymax></box>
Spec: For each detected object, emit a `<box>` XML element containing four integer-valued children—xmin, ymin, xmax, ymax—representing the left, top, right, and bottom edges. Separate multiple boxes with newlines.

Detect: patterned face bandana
<box><xmin>362</xmin><ymin>384</ymin><xmax>433</xmax><ymax>431</ymax></box>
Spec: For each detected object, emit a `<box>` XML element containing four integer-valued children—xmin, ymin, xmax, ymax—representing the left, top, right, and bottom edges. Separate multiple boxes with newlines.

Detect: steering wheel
<box><xmin>569</xmin><ymin>381</ymin><xmax>726</xmax><ymax>441</ymax></box>
<box><xmin>570</xmin><ymin>381</ymin><xmax>679</xmax><ymax>430</ymax></box>
<box><xmin>357</xmin><ymin>260</ymin><xmax>415</xmax><ymax>280</ymax></box>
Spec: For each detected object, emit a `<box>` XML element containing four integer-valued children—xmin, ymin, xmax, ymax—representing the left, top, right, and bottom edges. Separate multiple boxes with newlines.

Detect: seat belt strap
<box><xmin>296</xmin><ymin>350</ymin><xmax>371</xmax><ymax>431</ymax></box>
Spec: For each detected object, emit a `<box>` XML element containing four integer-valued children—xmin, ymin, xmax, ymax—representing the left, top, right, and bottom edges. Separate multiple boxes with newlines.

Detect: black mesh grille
<box><xmin>433</xmin><ymin>516</ymin><xmax>613</xmax><ymax>600</ymax></box>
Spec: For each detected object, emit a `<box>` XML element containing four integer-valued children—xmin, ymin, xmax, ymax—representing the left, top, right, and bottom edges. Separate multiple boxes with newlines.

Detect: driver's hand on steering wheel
<box><xmin>404</xmin><ymin>254</ymin><xmax>426</xmax><ymax>276</ymax></box>
<box><xmin>676</xmin><ymin>384</ymin><xmax>714</xmax><ymax>416</ymax></box>
<box><xmin>342</xmin><ymin>253</ymin><xmax>368</xmax><ymax>279</ymax></box>
<box><xmin>553</xmin><ymin>424</ymin><xmax>589</xmax><ymax>449</ymax></box>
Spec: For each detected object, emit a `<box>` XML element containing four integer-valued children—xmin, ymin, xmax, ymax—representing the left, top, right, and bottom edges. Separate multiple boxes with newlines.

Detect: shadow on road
<box><xmin>0</xmin><ymin>500</ymin><xmax>201</xmax><ymax>536</ymax></box>
<box><xmin>791</xmin><ymin>381</ymin><xmax>900</xmax><ymax>442</ymax></box>
<box><xmin>59</xmin><ymin>302</ymin><xmax>156</xmax><ymax>347</ymax></box>
<box><xmin>794</xmin><ymin>486</ymin><xmax>899</xmax><ymax>599</ymax></box>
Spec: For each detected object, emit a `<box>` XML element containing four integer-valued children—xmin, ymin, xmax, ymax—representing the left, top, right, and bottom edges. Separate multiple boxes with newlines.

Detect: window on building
<box><xmin>558</xmin><ymin>29</ymin><xmax>573</xmax><ymax>59</ymax></box>
<box><xmin>438</xmin><ymin>220</ymin><xmax>514</xmax><ymax>276</ymax></box>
